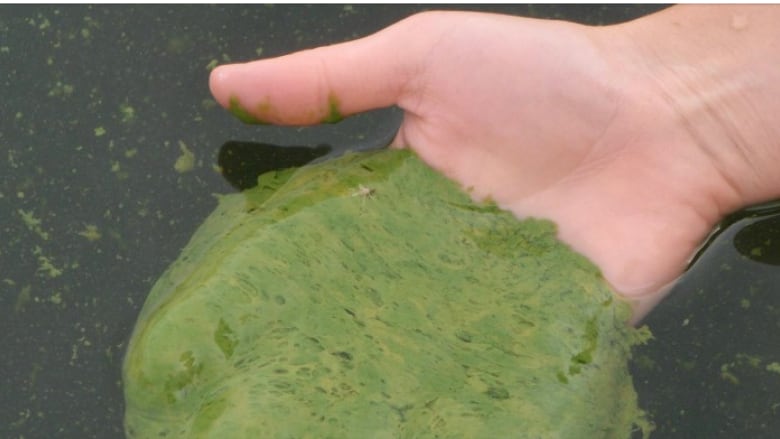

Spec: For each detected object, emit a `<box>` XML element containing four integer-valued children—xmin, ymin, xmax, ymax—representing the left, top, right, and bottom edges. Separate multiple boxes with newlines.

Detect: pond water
<box><xmin>1</xmin><ymin>5</ymin><xmax>777</xmax><ymax>438</ymax></box>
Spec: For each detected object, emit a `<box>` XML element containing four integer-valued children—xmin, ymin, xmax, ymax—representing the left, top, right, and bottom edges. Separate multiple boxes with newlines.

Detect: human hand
<box><xmin>209</xmin><ymin>8</ymin><xmax>780</xmax><ymax>322</ymax></box>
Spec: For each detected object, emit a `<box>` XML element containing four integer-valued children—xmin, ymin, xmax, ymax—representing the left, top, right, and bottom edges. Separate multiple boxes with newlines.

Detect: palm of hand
<box><xmin>383</xmin><ymin>13</ymin><xmax>722</xmax><ymax>318</ymax></box>
<box><xmin>210</xmin><ymin>11</ymin><xmax>729</xmax><ymax>321</ymax></box>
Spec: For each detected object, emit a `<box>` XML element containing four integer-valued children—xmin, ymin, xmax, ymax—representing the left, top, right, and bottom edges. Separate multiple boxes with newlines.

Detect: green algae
<box><xmin>228</xmin><ymin>93</ymin><xmax>343</xmax><ymax>125</ymax></box>
<box><xmin>228</xmin><ymin>96</ymin><xmax>269</xmax><ymax>125</ymax></box>
<box><xmin>123</xmin><ymin>148</ymin><xmax>651</xmax><ymax>438</ymax></box>
<box><xmin>321</xmin><ymin>93</ymin><xmax>343</xmax><ymax>124</ymax></box>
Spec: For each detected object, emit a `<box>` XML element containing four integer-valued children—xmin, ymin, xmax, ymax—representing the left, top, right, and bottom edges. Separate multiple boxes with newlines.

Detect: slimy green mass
<box><xmin>123</xmin><ymin>148</ymin><xmax>651</xmax><ymax>438</ymax></box>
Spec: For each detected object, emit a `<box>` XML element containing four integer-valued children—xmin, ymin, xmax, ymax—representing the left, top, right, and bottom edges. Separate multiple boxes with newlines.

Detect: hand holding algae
<box><xmin>123</xmin><ymin>149</ymin><xmax>651</xmax><ymax>438</ymax></box>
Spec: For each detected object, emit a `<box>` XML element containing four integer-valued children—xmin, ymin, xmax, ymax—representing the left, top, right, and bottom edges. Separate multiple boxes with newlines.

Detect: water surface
<box><xmin>1</xmin><ymin>5</ymin><xmax>777</xmax><ymax>438</ymax></box>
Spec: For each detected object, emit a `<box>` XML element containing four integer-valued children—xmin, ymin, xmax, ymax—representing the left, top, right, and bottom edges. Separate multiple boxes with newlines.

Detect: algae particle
<box><xmin>77</xmin><ymin>224</ymin><xmax>102</xmax><ymax>241</ymax></box>
<box><xmin>174</xmin><ymin>141</ymin><xmax>195</xmax><ymax>173</ymax></box>
<box><xmin>33</xmin><ymin>246</ymin><xmax>63</xmax><ymax>278</ymax></box>
<box><xmin>119</xmin><ymin>103</ymin><xmax>136</xmax><ymax>123</ymax></box>
<box><xmin>720</xmin><ymin>363</ymin><xmax>740</xmax><ymax>385</ymax></box>
<box><xmin>14</xmin><ymin>285</ymin><xmax>32</xmax><ymax>313</ymax></box>
<box><xmin>19</xmin><ymin>209</ymin><xmax>49</xmax><ymax>240</ymax></box>
<box><xmin>47</xmin><ymin>81</ymin><xmax>73</xmax><ymax>98</ymax></box>
<box><xmin>49</xmin><ymin>292</ymin><xmax>63</xmax><ymax>305</ymax></box>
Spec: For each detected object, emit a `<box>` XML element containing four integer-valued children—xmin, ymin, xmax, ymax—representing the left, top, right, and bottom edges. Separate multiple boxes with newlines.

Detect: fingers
<box><xmin>209</xmin><ymin>15</ymin><xmax>433</xmax><ymax>126</ymax></box>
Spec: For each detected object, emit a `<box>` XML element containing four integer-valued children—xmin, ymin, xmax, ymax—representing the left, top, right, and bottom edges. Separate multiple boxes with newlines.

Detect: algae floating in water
<box><xmin>123</xmin><ymin>148</ymin><xmax>651</xmax><ymax>438</ymax></box>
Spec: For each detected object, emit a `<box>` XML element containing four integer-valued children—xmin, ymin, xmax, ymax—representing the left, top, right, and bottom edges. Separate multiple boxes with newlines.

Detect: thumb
<box><xmin>209</xmin><ymin>15</ymin><xmax>433</xmax><ymax>126</ymax></box>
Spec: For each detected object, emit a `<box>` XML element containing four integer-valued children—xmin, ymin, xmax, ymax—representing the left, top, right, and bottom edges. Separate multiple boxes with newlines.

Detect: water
<box><xmin>2</xmin><ymin>5</ymin><xmax>776</xmax><ymax>438</ymax></box>
<box><xmin>632</xmin><ymin>204</ymin><xmax>780</xmax><ymax>438</ymax></box>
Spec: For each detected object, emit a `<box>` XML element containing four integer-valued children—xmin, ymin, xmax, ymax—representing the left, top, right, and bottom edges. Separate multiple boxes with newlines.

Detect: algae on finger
<box><xmin>123</xmin><ymin>148</ymin><xmax>652</xmax><ymax>438</ymax></box>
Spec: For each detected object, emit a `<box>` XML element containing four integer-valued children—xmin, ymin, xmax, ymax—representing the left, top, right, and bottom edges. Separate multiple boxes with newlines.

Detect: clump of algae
<box><xmin>123</xmin><ymin>149</ymin><xmax>652</xmax><ymax>438</ymax></box>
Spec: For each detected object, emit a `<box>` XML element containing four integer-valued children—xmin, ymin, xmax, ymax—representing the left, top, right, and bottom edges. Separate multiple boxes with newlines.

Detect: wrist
<box><xmin>597</xmin><ymin>5</ymin><xmax>780</xmax><ymax>213</ymax></box>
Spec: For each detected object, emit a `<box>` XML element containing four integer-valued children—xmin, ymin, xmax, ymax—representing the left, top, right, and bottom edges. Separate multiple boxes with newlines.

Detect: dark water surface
<box><xmin>1</xmin><ymin>5</ymin><xmax>777</xmax><ymax>438</ymax></box>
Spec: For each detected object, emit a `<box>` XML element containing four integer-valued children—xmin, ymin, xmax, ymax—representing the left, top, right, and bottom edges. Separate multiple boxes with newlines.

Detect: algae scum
<box><xmin>123</xmin><ymin>149</ymin><xmax>651</xmax><ymax>438</ymax></box>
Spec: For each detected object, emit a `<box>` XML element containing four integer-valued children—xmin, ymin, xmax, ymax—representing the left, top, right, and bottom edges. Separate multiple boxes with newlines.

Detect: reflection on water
<box><xmin>733</xmin><ymin>207</ymin><xmax>780</xmax><ymax>266</ymax></box>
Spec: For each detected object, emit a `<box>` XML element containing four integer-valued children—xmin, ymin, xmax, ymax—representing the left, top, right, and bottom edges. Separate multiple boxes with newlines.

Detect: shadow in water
<box><xmin>217</xmin><ymin>141</ymin><xmax>332</xmax><ymax>191</ymax></box>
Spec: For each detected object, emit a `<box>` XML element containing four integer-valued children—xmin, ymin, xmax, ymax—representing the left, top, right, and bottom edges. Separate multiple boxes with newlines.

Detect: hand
<box><xmin>209</xmin><ymin>9</ymin><xmax>780</xmax><ymax>322</ymax></box>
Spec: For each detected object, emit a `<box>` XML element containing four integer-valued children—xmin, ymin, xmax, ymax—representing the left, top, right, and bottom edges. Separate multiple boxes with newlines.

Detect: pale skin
<box><xmin>209</xmin><ymin>5</ymin><xmax>780</xmax><ymax>323</ymax></box>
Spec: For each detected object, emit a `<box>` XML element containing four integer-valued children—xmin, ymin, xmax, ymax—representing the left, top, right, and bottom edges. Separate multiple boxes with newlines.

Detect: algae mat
<box><xmin>123</xmin><ymin>149</ymin><xmax>650</xmax><ymax>438</ymax></box>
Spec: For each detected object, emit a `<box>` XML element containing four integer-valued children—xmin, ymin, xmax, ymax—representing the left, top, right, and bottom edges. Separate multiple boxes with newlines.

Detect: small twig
<box><xmin>350</xmin><ymin>184</ymin><xmax>376</xmax><ymax>199</ymax></box>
